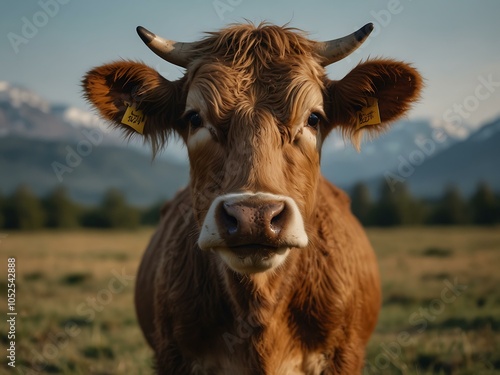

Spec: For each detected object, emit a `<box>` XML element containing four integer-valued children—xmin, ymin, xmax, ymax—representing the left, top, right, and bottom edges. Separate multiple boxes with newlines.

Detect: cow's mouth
<box><xmin>215</xmin><ymin>245</ymin><xmax>290</xmax><ymax>274</ymax></box>
<box><xmin>230</xmin><ymin>244</ymin><xmax>288</xmax><ymax>259</ymax></box>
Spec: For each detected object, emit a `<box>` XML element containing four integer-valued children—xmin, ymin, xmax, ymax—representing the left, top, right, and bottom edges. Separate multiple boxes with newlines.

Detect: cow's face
<box><xmin>83</xmin><ymin>23</ymin><xmax>422</xmax><ymax>274</ymax></box>
<box><xmin>183</xmin><ymin>50</ymin><xmax>327</xmax><ymax>273</ymax></box>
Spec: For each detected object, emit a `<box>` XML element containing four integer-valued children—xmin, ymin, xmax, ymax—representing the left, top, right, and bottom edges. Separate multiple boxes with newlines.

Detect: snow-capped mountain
<box><xmin>321</xmin><ymin>118</ymin><xmax>463</xmax><ymax>187</ymax></box>
<box><xmin>0</xmin><ymin>82</ymin><xmax>188</xmax><ymax>160</ymax></box>
<box><xmin>468</xmin><ymin>117</ymin><xmax>500</xmax><ymax>142</ymax></box>
<box><xmin>0</xmin><ymin>81</ymin><xmax>50</xmax><ymax>113</ymax></box>
<box><xmin>0</xmin><ymin>86</ymin><xmax>76</xmax><ymax>140</ymax></box>
<box><xmin>0</xmin><ymin>81</ymin><xmax>124</xmax><ymax>145</ymax></box>
<box><xmin>51</xmin><ymin>104</ymin><xmax>109</xmax><ymax>130</ymax></box>
<box><xmin>0</xmin><ymin>82</ymin><xmax>188</xmax><ymax>205</ymax></box>
<box><xmin>401</xmin><ymin>117</ymin><xmax>500</xmax><ymax>197</ymax></box>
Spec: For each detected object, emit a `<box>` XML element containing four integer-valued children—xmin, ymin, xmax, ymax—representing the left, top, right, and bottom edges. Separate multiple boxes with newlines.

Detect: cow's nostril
<box><xmin>221</xmin><ymin>202</ymin><xmax>239</xmax><ymax>235</ymax></box>
<box><xmin>270</xmin><ymin>210</ymin><xmax>283</xmax><ymax>230</ymax></box>
<box><xmin>269</xmin><ymin>203</ymin><xmax>286</xmax><ymax>234</ymax></box>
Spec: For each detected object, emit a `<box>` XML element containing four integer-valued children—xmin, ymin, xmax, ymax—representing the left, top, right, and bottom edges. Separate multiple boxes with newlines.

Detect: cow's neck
<box><xmin>218</xmin><ymin>249</ymin><xmax>301</xmax><ymax>323</ymax></box>
<box><xmin>214</xmin><ymin>251</ymin><xmax>312</xmax><ymax>374</ymax></box>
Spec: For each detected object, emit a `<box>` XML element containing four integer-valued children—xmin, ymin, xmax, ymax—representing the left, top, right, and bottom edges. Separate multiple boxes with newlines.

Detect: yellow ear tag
<box><xmin>356</xmin><ymin>98</ymin><xmax>381</xmax><ymax>130</ymax></box>
<box><xmin>121</xmin><ymin>104</ymin><xmax>147</xmax><ymax>134</ymax></box>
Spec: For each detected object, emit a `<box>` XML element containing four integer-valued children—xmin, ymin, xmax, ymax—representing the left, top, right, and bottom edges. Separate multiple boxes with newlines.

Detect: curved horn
<box><xmin>315</xmin><ymin>23</ymin><xmax>374</xmax><ymax>66</ymax></box>
<box><xmin>136</xmin><ymin>26</ymin><xmax>194</xmax><ymax>68</ymax></box>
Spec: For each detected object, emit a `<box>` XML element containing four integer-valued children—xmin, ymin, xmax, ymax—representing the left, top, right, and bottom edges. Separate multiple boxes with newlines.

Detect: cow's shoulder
<box><xmin>318</xmin><ymin>177</ymin><xmax>351</xmax><ymax>208</ymax></box>
<box><xmin>135</xmin><ymin>187</ymin><xmax>192</xmax><ymax>349</ymax></box>
<box><xmin>314</xmin><ymin>176</ymin><xmax>372</xmax><ymax>254</ymax></box>
<box><xmin>298</xmin><ymin>177</ymin><xmax>381</xmax><ymax>349</ymax></box>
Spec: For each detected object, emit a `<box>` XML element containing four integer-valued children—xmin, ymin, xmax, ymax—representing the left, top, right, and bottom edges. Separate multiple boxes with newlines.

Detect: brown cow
<box><xmin>83</xmin><ymin>22</ymin><xmax>422</xmax><ymax>374</ymax></box>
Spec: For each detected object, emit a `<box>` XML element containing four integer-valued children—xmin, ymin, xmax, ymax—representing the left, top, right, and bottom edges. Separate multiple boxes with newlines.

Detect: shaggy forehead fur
<box><xmin>192</xmin><ymin>23</ymin><xmax>321</xmax><ymax>72</ymax></box>
<box><xmin>185</xmin><ymin>23</ymin><xmax>326</xmax><ymax>131</ymax></box>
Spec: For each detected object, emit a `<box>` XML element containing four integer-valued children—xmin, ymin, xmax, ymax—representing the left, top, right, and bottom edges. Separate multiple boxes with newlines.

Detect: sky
<box><xmin>1</xmin><ymin>0</ymin><xmax>500</xmax><ymax>132</ymax></box>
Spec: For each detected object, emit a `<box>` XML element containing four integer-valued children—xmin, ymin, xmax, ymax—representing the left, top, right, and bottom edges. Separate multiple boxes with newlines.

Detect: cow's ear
<box><xmin>325</xmin><ymin>59</ymin><xmax>422</xmax><ymax>150</ymax></box>
<box><xmin>82</xmin><ymin>61</ymin><xmax>184</xmax><ymax>155</ymax></box>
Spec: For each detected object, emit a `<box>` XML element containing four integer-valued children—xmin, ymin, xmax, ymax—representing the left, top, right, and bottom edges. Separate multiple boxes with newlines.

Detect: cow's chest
<box><xmin>189</xmin><ymin>321</ymin><xmax>329</xmax><ymax>375</ymax></box>
<box><xmin>193</xmin><ymin>348</ymin><xmax>327</xmax><ymax>375</ymax></box>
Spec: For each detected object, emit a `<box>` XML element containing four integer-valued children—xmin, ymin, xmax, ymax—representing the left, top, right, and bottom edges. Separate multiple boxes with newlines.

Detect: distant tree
<box><xmin>371</xmin><ymin>181</ymin><xmax>424</xmax><ymax>226</ymax></box>
<box><xmin>371</xmin><ymin>181</ymin><xmax>402</xmax><ymax>226</ymax></box>
<box><xmin>141</xmin><ymin>201</ymin><xmax>164</xmax><ymax>226</ymax></box>
<box><xmin>80</xmin><ymin>207</ymin><xmax>109</xmax><ymax>228</ymax></box>
<box><xmin>43</xmin><ymin>187</ymin><xmax>80</xmax><ymax>228</ymax></box>
<box><xmin>350</xmin><ymin>183</ymin><xmax>372</xmax><ymax>225</ymax></box>
<box><xmin>82</xmin><ymin>189</ymin><xmax>140</xmax><ymax>229</ymax></box>
<box><xmin>430</xmin><ymin>186</ymin><xmax>469</xmax><ymax>225</ymax></box>
<box><xmin>3</xmin><ymin>185</ymin><xmax>45</xmax><ymax>230</ymax></box>
<box><xmin>0</xmin><ymin>190</ymin><xmax>4</xmax><ymax>228</ymax></box>
<box><xmin>470</xmin><ymin>182</ymin><xmax>497</xmax><ymax>225</ymax></box>
<box><xmin>497</xmin><ymin>194</ymin><xmax>500</xmax><ymax>223</ymax></box>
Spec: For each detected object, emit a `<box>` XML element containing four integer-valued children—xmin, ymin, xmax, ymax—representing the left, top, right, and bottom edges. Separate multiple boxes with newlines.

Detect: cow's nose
<box><xmin>198</xmin><ymin>192</ymin><xmax>308</xmax><ymax>252</ymax></box>
<box><xmin>218</xmin><ymin>200</ymin><xmax>287</xmax><ymax>245</ymax></box>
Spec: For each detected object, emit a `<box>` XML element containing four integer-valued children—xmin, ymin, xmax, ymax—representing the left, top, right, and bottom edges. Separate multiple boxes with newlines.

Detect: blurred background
<box><xmin>1</xmin><ymin>1</ymin><xmax>499</xmax><ymax>374</ymax></box>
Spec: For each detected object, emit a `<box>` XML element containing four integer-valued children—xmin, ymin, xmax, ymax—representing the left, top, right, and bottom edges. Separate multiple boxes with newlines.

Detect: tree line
<box><xmin>351</xmin><ymin>181</ymin><xmax>500</xmax><ymax>226</ymax></box>
<box><xmin>0</xmin><ymin>182</ymin><xmax>499</xmax><ymax>230</ymax></box>
<box><xmin>0</xmin><ymin>186</ymin><xmax>161</xmax><ymax>230</ymax></box>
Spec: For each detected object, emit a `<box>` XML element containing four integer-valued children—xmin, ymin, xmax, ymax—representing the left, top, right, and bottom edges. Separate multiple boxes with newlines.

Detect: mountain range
<box><xmin>397</xmin><ymin>117</ymin><xmax>500</xmax><ymax>197</ymax></box>
<box><xmin>323</xmin><ymin>116</ymin><xmax>500</xmax><ymax>198</ymax></box>
<box><xmin>0</xmin><ymin>82</ymin><xmax>188</xmax><ymax>206</ymax></box>
<box><xmin>0</xmin><ymin>81</ymin><xmax>498</xmax><ymax>205</ymax></box>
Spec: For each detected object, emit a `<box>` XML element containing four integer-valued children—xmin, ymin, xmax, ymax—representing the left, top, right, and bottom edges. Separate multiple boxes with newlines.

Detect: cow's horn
<box><xmin>315</xmin><ymin>23</ymin><xmax>374</xmax><ymax>66</ymax></box>
<box><xmin>136</xmin><ymin>26</ymin><xmax>193</xmax><ymax>68</ymax></box>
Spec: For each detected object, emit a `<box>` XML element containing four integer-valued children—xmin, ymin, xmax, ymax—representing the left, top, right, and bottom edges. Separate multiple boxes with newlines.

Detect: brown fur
<box><xmin>82</xmin><ymin>61</ymin><xmax>186</xmax><ymax>155</ymax></box>
<box><xmin>136</xmin><ymin>180</ymin><xmax>379</xmax><ymax>374</ymax></box>
<box><xmin>83</xmin><ymin>22</ymin><xmax>422</xmax><ymax>374</ymax></box>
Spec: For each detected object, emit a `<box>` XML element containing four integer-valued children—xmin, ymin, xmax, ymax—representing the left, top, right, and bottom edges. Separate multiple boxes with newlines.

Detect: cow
<box><xmin>83</xmin><ymin>22</ymin><xmax>422</xmax><ymax>374</ymax></box>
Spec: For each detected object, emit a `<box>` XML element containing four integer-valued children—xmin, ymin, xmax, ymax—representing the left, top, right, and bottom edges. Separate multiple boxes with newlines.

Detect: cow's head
<box><xmin>83</xmin><ymin>23</ymin><xmax>422</xmax><ymax>274</ymax></box>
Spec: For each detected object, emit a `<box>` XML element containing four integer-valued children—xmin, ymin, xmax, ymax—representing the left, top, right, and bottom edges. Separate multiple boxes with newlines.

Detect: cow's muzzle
<box><xmin>198</xmin><ymin>192</ymin><xmax>308</xmax><ymax>273</ymax></box>
<box><xmin>219</xmin><ymin>199</ymin><xmax>286</xmax><ymax>247</ymax></box>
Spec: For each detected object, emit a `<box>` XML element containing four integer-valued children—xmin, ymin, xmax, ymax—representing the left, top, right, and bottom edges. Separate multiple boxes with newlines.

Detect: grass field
<box><xmin>1</xmin><ymin>227</ymin><xmax>499</xmax><ymax>374</ymax></box>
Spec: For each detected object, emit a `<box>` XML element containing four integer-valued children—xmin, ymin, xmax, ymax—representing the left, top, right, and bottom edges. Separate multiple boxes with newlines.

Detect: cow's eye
<box><xmin>307</xmin><ymin>113</ymin><xmax>320</xmax><ymax>129</ymax></box>
<box><xmin>187</xmin><ymin>112</ymin><xmax>203</xmax><ymax>130</ymax></box>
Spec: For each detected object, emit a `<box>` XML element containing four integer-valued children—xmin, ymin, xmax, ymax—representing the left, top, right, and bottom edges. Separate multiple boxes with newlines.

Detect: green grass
<box><xmin>0</xmin><ymin>227</ymin><xmax>499</xmax><ymax>374</ymax></box>
<box><xmin>0</xmin><ymin>230</ymin><xmax>154</xmax><ymax>374</ymax></box>
<box><xmin>365</xmin><ymin>226</ymin><xmax>500</xmax><ymax>374</ymax></box>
